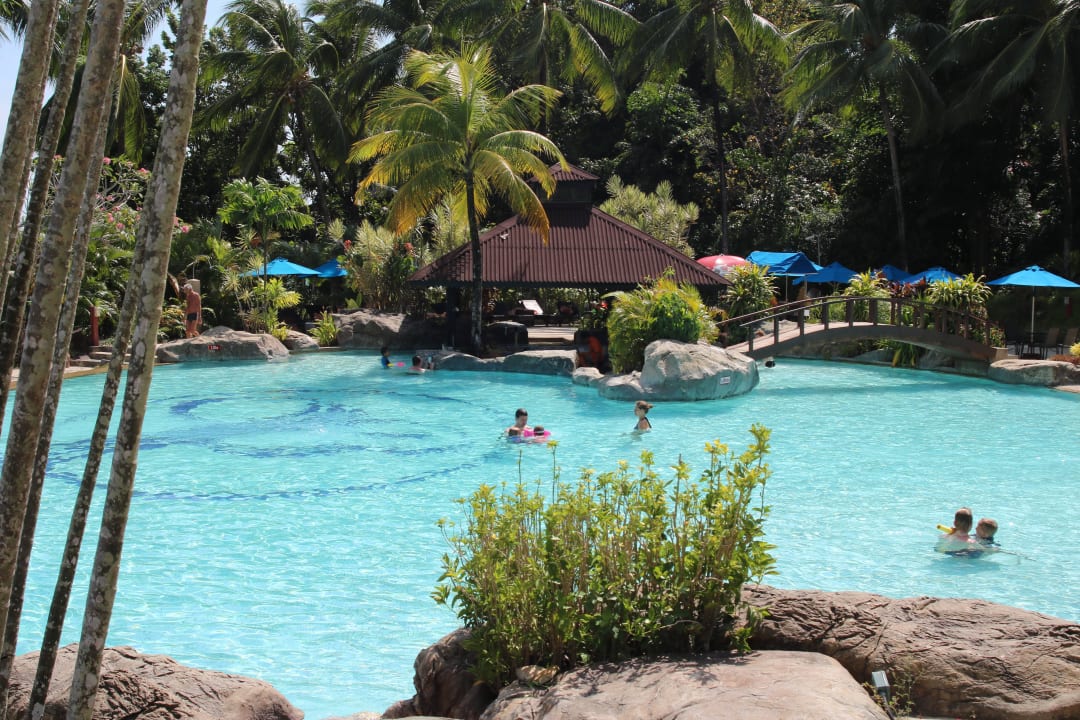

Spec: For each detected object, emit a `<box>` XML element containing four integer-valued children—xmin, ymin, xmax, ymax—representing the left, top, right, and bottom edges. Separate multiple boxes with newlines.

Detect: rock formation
<box><xmin>282</xmin><ymin>329</ymin><xmax>320</xmax><ymax>352</ymax></box>
<box><xmin>586</xmin><ymin>340</ymin><xmax>758</xmax><ymax>401</ymax></box>
<box><xmin>155</xmin><ymin>326</ymin><xmax>289</xmax><ymax>363</ymax></box>
<box><xmin>989</xmin><ymin>358</ymin><xmax>1080</xmax><ymax>387</ymax></box>
<box><xmin>743</xmin><ymin>585</ymin><xmax>1080</xmax><ymax>720</ymax></box>
<box><xmin>6</xmin><ymin>645</ymin><xmax>303</xmax><ymax>720</ymax></box>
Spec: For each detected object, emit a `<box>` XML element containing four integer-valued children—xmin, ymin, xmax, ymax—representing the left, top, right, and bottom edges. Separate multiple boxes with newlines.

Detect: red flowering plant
<box><xmin>49</xmin><ymin>156</ymin><xmax>191</xmax><ymax>341</ymax></box>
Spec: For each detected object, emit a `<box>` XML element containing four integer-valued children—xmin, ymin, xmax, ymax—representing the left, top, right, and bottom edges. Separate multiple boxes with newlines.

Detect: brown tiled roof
<box><xmin>408</xmin><ymin>204</ymin><xmax>729</xmax><ymax>291</ymax></box>
<box><xmin>549</xmin><ymin>165</ymin><xmax>599</xmax><ymax>182</ymax></box>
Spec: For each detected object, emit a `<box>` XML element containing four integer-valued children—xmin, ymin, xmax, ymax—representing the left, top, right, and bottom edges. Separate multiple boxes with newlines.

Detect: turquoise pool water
<box><xmin>14</xmin><ymin>354</ymin><xmax>1080</xmax><ymax>718</ymax></box>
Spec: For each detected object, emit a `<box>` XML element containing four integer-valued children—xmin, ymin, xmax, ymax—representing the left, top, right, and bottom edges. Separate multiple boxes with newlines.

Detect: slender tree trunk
<box><xmin>710</xmin><ymin>97</ymin><xmax>730</xmax><ymax>254</ymax></box>
<box><xmin>66</xmin><ymin>0</ymin><xmax>207</xmax><ymax>714</ymax></box>
<box><xmin>0</xmin><ymin>0</ymin><xmax>126</xmax><ymax>705</ymax></box>
<box><xmin>294</xmin><ymin>111</ymin><xmax>332</xmax><ymax>227</ymax></box>
<box><xmin>0</xmin><ymin>0</ymin><xmax>62</xmax><ymax>276</ymax></box>
<box><xmin>0</xmin><ymin>0</ymin><xmax>95</xmax><ymax>432</ymax></box>
<box><xmin>21</xmin><ymin>126</ymin><xmax>117</xmax><ymax>720</ymax></box>
<box><xmin>465</xmin><ymin>177</ymin><xmax>483</xmax><ymax>353</ymax></box>
<box><xmin>879</xmin><ymin>85</ymin><xmax>908</xmax><ymax>270</ymax></box>
<box><xmin>1060</xmin><ymin>122</ymin><xmax>1073</xmax><ymax>277</ymax></box>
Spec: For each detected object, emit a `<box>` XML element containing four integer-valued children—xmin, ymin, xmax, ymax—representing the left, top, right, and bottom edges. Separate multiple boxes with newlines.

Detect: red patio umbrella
<box><xmin>697</xmin><ymin>254</ymin><xmax>748</xmax><ymax>276</ymax></box>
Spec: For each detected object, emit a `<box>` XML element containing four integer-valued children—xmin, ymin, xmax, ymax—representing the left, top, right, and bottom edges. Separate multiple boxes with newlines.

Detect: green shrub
<box><xmin>719</xmin><ymin>264</ymin><xmax>775</xmax><ymax>342</ymax></box>
<box><xmin>434</xmin><ymin>427</ymin><xmax>775</xmax><ymax>687</ymax></box>
<box><xmin>842</xmin><ymin>271</ymin><xmax>890</xmax><ymax>322</ymax></box>
<box><xmin>311</xmin><ymin>312</ymin><xmax>338</xmax><ymax>346</ymax></box>
<box><xmin>606</xmin><ymin>272</ymin><xmax>717</xmax><ymax>372</ymax></box>
<box><xmin>1072</xmin><ymin>341</ymin><xmax>1080</xmax><ymax>358</ymax></box>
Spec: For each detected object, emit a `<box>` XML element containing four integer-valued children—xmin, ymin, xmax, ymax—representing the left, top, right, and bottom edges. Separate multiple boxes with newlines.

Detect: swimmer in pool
<box><xmin>936</xmin><ymin>507</ymin><xmax>974</xmax><ymax>554</ymax></box>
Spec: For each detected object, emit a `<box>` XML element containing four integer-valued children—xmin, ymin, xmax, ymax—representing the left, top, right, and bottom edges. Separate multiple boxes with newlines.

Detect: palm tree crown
<box><xmin>351</xmin><ymin>45</ymin><xmax>566</xmax><ymax>350</ymax></box>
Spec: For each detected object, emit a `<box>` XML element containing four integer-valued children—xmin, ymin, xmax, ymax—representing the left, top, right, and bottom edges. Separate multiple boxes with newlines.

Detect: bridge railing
<box><xmin>719</xmin><ymin>296</ymin><xmax>999</xmax><ymax>354</ymax></box>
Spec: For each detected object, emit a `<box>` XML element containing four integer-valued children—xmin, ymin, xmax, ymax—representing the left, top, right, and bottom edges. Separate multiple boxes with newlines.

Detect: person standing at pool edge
<box><xmin>180</xmin><ymin>283</ymin><xmax>201</xmax><ymax>338</ymax></box>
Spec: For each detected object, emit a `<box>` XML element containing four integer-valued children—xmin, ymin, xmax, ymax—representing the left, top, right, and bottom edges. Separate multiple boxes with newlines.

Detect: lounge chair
<box><xmin>1041</xmin><ymin>327</ymin><xmax>1060</xmax><ymax>358</ymax></box>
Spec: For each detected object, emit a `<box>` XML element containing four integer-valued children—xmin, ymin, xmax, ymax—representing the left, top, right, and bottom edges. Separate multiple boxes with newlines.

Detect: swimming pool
<box><xmin>15</xmin><ymin>354</ymin><xmax>1080</xmax><ymax>718</ymax></box>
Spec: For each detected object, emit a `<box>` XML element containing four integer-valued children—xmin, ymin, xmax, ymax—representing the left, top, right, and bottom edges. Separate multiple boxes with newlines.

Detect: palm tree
<box><xmin>621</xmin><ymin>0</ymin><xmax>784</xmax><ymax>253</ymax></box>
<box><xmin>217</xmin><ymin>177</ymin><xmax>314</xmax><ymax>272</ymax></box>
<box><xmin>942</xmin><ymin>0</ymin><xmax>1079</xmax><ymax>276</ymax></box>
<box><xmin>199</xmin><ymin>0</ymin><xmax>346</xmax><ymax>225</ymax></box>
<box><xmin>784</xmin><ymin>0</ymin><xmax>943</xmax><ymax>270</ymax></box>
<box><xmin>444</xmin><ymin>0</ymin><xmax>637</xmax><ymax>114</ymax></box>
<box><xmin>351</xmin><ymin>45</ymin><xmax>566</xmax><ymax>352</ymax></box>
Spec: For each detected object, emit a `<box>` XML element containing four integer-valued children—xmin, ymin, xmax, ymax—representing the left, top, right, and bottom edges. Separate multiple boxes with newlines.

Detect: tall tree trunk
<box><xmin>1060</xmin><ymin>122</ymin><xmax>1073</xmax><ymax>277</ymax></box>
<box><xmin>0</xmin><ymin>0</ymin><xmax>126</xmax><ymax>705</ymax></box>
<box><xmin>65</xmin><ymin>0</ymin><xmax>207</xmax><ymax>714</ymax></box>
<box><xmin>879</xmin><ymin>85</ymin><xmax>908</xmax><ymax>270</ymax></box>
<box><xmin>0</xmin><ymin>0</ymin><xmax>95</xmax><ymax>432</ymax></box>
<box><xmin>710</xmin><ymin>96</ymin><xmax>730</xmax><ymax>254</ymax></box>
<box><xmin>294</xmin><ymin>111</ymin><xmax>332</xmax><ymax>228</ymax></box>
<box><xmin>0</xmin><ymin>0</ymin><xmax>62</xmax><ymax>276</ymax></box>
<box><xmin>465</xmin><ymin>177</ymin><xmax>483</xmax><ymax>353</ymax></box>
<box><xmin>20</xmin><ymin>126</ymin><xmax>117</xmax><ymax>720</ymax></box>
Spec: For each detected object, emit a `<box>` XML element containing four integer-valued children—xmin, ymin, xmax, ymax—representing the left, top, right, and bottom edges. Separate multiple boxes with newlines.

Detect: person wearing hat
<box><xmin>633</xmin><ymin>400</ymin><xmax>653</xmax><ymax>432</ymax></box>
<box><xmin>180</xmin><ymin>283</ymin><xmax>201</xmax><ymax>338</ymax></box>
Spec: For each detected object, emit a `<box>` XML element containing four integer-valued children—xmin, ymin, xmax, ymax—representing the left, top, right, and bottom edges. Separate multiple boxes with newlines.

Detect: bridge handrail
<box><xmin>718</xmin><ymin>295</ymin><xmax>999</xmax><ymax>354</ymax></box>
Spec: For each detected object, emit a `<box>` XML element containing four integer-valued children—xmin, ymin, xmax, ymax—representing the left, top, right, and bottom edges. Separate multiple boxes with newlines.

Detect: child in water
<box><xmin>936</xmin><ymin>507</ymin><xmax>974</xmax><ymax>554</ymax></box>
<box><xmin>975</xmin><ymin>518</ymin><xmax>999</xmax><ymax>547</ymax></box>
<box><xmin>530</xmin><ymin>425</ymin><xmax>550</xmax><ymax>442</ymax></box>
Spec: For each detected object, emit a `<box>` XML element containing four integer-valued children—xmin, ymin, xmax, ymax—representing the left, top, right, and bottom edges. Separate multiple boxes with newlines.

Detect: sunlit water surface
<box><xmin>13</xmin><ymin>353</ymin><xmax>1080</xmax><ymax>718</ymax></box>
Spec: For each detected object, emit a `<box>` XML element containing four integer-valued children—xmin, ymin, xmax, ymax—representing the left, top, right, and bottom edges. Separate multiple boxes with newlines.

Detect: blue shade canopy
<box><xmin>745</xmin><ymin>251</ymin><xmax>822</xmax><ymax>276</ymax></box>
<box><xmin>987</xmin><ymin>265</ymin><xmax>1080</xmax><ymax>289</ymax></box>
<box><xmin>903</xmin><ymin>266</ymin><xmax>960</xmax><ymax>284</ymax></box>
<box><xmin>242</xmin><ymin>257</ymin><xmax>321</xmax><ymax>277</ymax></box>
<box><xmin>314</xmin><ymin>259</ymin><xmax>348</xmax><ymax>278</ymax></box>
<box><xmin>876</xmin><ymin>264</ymin><xmax>910</xmax><ymax>282</ymax></box>
<box><xmin>987</xmin><ymin>265</ymin><xmax>1080</xmax><ymax>338</ymax></box>
<box><xmin>794</xmin><ymin>261</ymin><xmax>857</xmax><ymax>285</ymax></box>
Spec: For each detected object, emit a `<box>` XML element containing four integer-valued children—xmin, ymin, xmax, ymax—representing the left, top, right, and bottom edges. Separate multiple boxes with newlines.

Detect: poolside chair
<box><xmin>1043</xmin><ymin>327</ymin><xmax>1059</xmax><ymax>357</ymax></box>
<box><xmin>1059</xmin><ymin>327</ymin><xmax>1078</xmax><ymax>355</ymax></box>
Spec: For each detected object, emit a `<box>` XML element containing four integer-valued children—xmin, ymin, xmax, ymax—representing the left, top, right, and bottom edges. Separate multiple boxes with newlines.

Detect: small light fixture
<box><xmin>871</xmin><ymin>670</ymin><xmax>891</xmax><ymax>703</ymax></box>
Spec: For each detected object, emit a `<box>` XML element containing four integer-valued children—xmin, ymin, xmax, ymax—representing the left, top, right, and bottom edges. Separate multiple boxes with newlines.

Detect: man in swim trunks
<box><xmin>180</xmin><ymin>283</ymin><xmax>201</xmax><ymax>338</ymax></box>
<box><xmin>936</xmin><ymin>507</ymin><xmax>974</xmax><ymax>555</ymax></box>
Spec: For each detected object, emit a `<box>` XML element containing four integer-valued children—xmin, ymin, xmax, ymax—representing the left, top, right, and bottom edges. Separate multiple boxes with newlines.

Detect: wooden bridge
<box><xmin>720</xmin><ymin>296</ymin><xmax>1006</xmax><ymax>362</ymax></box>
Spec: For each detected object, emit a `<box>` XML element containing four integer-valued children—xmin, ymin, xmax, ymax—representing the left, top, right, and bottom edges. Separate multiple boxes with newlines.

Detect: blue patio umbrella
<box><xmin>794</xmin><ymin>261</ymin><xmax>857</xmax><ymax>285</ymax></box>
<box><xmin>745</xmin><ymin>250</ymin><xmax>822</xmax><ymax>276</ymax></box>
<box><xmin>242</xmin><ymin>257</ymin><xmax>321</xmax><ymax>277</ymax></box>
<box><xmin>314</xmin><ymin>259</ymin><xmax>348</xmax><ymax>278</ymax></box>
<box><xmin>876</xmin><ymin>264</ymin><xmax>910</xmax><ymax>282</ymax></box>
<box><xmin>903</xmin><ymin>266</ymin><xmax>960</xmax><ymax>284</ymax></box>
<box><xmin>987</xmin><ymin>265</ymin><xmax>1080</xmax><ymax>338</ymax></box>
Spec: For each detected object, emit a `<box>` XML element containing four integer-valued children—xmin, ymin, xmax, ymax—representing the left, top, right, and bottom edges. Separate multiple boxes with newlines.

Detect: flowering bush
<box><xmin>65</xmin><ymin>156</ymin><xmax>190</xmax><ymax>341</ymax></box>
<box><xmin>1072</xmin><ymin>342</ymin><xmax>1080</xmax><ymax>358</ymax></box>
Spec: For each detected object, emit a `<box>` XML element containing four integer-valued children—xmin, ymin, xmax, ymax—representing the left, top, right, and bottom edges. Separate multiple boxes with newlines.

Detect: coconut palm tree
<box><xmin>443</xmin><ymin>0</ymin><xmax>637</xmax><ymax>114</ymax></box>
<box><xmin>217</xmin><ymin>177</ymin><xmax>314</xmax><ymax>273</ymax></box>
<box><xmin>621</xmin><ymin>0</ymin><xmax>784</xmax><ymax>254</ymax></box>
<box><xmin>784</xmin><ymin>0</ymin><xmax>943</xmax><ymax>270</ymax></box>
<box><xmin>351</xmin><ymin>45</ymin><xmax>565</xmax><ymax>352</ymax></box>
<box><xmin>199</xmin><ymin>0</ymin><xmax>346</xmax><ymax>226</ymax></box>
<box><xmin>941</xmin><ymin>0</ymin><xmax>1079</xmax><ymax>275</ymax></box>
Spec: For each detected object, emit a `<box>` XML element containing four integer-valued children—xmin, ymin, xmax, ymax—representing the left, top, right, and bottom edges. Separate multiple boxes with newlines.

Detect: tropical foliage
<box><xmin>351</xmin><ymin>45</ymin><xmax>565</xmax><ymax>350</ymax></box>
<box><xmin>435</xmin><ymin>427</ymin><xmax>775</xmax><ymax>685</ymax></box>
<box><xmin>720</xmin><ymin>264</ymin><xmax>776</xmax><ymax>342</ymax></box>
<box><xmin>599</xmin><ymin>176</ymin><xmax>699</xmax><ymax>256</ymax></box>
<box><xmin>607</xmin><ymin>272</ymin><xmax>718</xmax><ymax>372</ymax></box>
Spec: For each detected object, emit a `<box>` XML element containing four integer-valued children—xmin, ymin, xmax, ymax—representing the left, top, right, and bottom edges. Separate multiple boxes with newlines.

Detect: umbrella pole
<box><xmin>1030</xmin><ymin>288</ymin><xmax>1036</xmax><ymax>340</ymax></box>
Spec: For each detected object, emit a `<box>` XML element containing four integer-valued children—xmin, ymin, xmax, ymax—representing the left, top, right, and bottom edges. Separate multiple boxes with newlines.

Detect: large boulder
<box><xmin>989</xmin><ymin>358</ymin><xmax>1080</xmax><ymax>387</ymax></box>
<box><xmin>384</xmin><ymin>629</ymin><xmax>495</xmax><ymax>720</ymax></box>
<box><xmin>336</xmin><ymin>310</ymin><xmax>446</xmax><ymax>350</ymax></box>
<box><xmin>480</xmin><ymin>651</ymin><xmax>888</xmax><ymax>720</ymax></box>
<box><xmin>743</xmin><ymin>585</ymin><xmax>1080</xmax><ymax>720</ymax></box>
<box><xmin>282</xmin><ymin>329</ymin><xmax>320</xmax><ymax>353</ymax></box>
<box><xmin>595</xmin><ymin>340</ymin><xmax>758</xmax><ymax>401</ymax></box>
<box><xmin>500</xmin><ymin>350</ymin><xmax>576</xmax><ymax>376</ymax></box>
<box><xmin>6</xmin><ymin>645</ymin><xmax>302</xmax><ymax>720</ymax></box>
<box><xmin>155</xmin><ymin>327</ymin><xmax>289</xmax><ymax>363</ymax></box>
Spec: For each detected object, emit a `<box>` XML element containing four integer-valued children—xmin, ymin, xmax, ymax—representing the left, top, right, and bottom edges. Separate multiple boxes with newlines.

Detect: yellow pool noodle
<box><xmin>936</xmin><ymin>524</ymin><xmax>952</xmax><ymax>533</ymax></box>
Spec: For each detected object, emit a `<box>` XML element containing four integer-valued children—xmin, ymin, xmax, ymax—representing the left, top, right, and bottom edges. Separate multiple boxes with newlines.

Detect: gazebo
<box><xmin>408</xmin><ymin>165</ymin><xmax>729</xmax><ymax>295</ymax></box>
